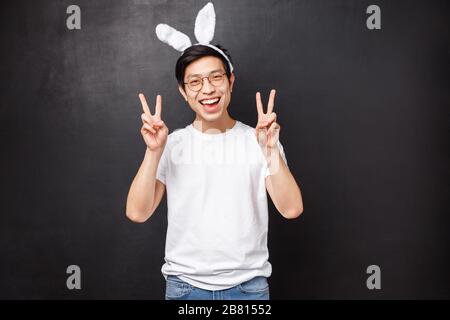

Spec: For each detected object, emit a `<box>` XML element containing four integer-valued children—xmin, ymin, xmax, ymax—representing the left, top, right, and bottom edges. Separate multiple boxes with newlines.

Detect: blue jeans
<box><xmin>165</xmin><ymin>275</ymin><xmax>270</xmax><ymax>300</ymax></box>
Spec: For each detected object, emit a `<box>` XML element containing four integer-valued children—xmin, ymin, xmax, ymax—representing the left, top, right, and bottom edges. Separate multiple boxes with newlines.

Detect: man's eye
<box><xmin>190</xmin><ymin>80</ymin><xmax>201</xmax><ymax>86</ymax></box>
<box><xmin>212</xmin><ymin>75</ymin><xmax>222</xmax><ymax>80</ymax></box>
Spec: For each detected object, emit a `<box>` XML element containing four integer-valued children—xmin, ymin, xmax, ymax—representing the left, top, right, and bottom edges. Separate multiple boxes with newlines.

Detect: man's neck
<box><xmin>192</xmin><ymin>113</ymin><xmax>236</xmax><ymax>134</ymax></box>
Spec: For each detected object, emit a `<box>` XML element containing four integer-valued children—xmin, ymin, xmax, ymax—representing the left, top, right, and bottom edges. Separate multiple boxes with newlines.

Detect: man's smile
<box><xmin>199</xmin><ymin>97</ymin><xmax>221</xmax><ymax>105</ymax></box>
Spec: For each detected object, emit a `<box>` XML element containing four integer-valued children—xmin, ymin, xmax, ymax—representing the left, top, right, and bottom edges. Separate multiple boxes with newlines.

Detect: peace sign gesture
<box><xmin>139</xmin><ymin>93</ymin><xmax>168</xmax><ymax>152</ymax></box>
<box><xmin>255</xmin><ymin>89</ymin><xmax>280</xmax><ymax>154</ymax></box>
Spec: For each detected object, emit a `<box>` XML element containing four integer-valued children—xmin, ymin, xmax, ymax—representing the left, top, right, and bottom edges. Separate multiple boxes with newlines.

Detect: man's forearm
<box><xmin>126</xmin><ymin>148</ymin><xmax>163</xmax><ymax>222</ymax></box>
<box><xmin>266</xmin><ymin>147</ymin><xmax>303</xmax><ymax>218</ymax></box>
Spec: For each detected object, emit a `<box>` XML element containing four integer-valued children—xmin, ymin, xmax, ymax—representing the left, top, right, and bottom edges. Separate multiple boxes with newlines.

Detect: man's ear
<box><xmin>178</xmin><ymin>85</ymin><xmax>188</xmax><ymax>101</ymax></box>
<box><xmin>229</xmin><ymin>72</ymin><xmax>235</xmax><ymax>92</ymax></box>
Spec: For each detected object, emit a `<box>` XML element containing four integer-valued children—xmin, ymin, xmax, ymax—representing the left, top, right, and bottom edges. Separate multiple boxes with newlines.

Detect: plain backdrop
<box><xmin>0</xmin><ymin>0</ymin><xmax>448</xmax><ymax>299</ymax></box>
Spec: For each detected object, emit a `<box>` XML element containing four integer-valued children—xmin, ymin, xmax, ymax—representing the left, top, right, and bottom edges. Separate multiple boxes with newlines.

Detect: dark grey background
<box><xmin>0</xmin><ymin>0</ymin><xmax>448</xmax><ymax>299</ymax></box>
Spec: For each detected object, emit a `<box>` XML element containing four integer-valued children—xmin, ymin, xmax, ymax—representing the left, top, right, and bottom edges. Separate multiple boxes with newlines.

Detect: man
<box><xmin>126</xmin><ymin>44</ymin><xmax>303</xmax><ymax>300</ymax></box>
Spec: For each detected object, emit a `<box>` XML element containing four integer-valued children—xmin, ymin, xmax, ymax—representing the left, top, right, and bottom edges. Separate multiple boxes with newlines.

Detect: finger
<box><xmin>256</xmin><ymin>122</ymin><xmax>270</xmax><ymax>131</ymax></box>
<box><xmin>267</xmin><ymin>89</ymin><xmax>276</xmax><ymax>114</ymax></box>
<box><xmin>143</xmin><ymin>123</ymin><xmax>156</xmax><ymax>134</ymax></box>
<box><xmin>266</xmin><ymin>112</ymin><xmax>277</xmax><ymax>126</ymax></box>
<box><xmin>267</xmin><ymin>121</ymin><xmax>280</xmax><ymax>135</ymax></box>
<box><xmin>141</xmin><ymin>113</ymin><xmax>151</xmax><ymax>124</ymax></box>
<box><xmin>257</xmin><ymin>112</ymin><xmax>276</xmax><ymax>128</ymax></box>
<box><xmin>256</xmin><ymin>92</ymin><xmax>264</xmax><ymax>115</ymax></box>
<box><xmin>255</xmin><ymin>126</ymin><xmax>261</xmax><ymax>137</ymax></box>
<box><xmin>152</xmin><ymin>121</ymin><xmax>164</xmax><ymax>128</ymax></box>
<box><xmin>255</xmin><ymin>121</ymin><xmax>266</xmax><ymax>129</ymax></box>
<box><xmin>268</xmin><ymin>125</ymin><xmax>280</xmax><ymax>145</ymax></box>
<box><xmin>142</xmin><ymin>123</ymin><xmax>156</xmax><ymax>134</ymax></box>
<box><xmin>155</xmin><ymin>95</ymin><xmax>162</xmax><ymax>118</ymax></box>
<box><xmin>257</xmin><ymin>130</ymin><xmax>267</xmax><ymax>147</ymax></box>
<box><xmin>142</xmin><ymin>113</ymin><xmax>163</xmax><ymax>126</ymax></box>
<box><xmin>139</xmin><ymin>93</ymin><xmax>152</xmax><ymax>117</ymax></box>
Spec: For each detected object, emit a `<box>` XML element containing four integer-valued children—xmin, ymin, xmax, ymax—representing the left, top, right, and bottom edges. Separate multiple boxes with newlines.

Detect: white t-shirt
<box><xmin>156</xmin><ymin>120</ymin><xmax>288</xmax><ymax>290</ymax></box>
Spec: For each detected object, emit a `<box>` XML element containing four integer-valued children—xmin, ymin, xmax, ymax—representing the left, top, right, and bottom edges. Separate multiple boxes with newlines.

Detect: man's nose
<box><xmin>201</xmin><ymin>78</ymin><xmax>215</xmax><ymax>94</ymax></box>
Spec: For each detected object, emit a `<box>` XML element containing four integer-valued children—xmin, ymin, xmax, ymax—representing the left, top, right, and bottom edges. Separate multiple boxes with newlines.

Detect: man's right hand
<box><xmin>139</xmin><ymin>93</ymin><xmax>168</xmax><ymax>152</ymax></box>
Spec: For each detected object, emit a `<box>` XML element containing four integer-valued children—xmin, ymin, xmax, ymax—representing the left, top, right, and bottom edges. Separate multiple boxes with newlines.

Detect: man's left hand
<box><xmin>255</xmin><ymin>89</ymin><xmax>280</xmax><ymax>157</ymax></box>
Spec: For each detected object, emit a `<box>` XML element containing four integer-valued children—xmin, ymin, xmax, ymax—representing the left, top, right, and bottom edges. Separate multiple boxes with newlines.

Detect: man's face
<box><xmin>179</xmin><ymin>56</ymin><xmax>235</xmax><ymax>122</ymax></box>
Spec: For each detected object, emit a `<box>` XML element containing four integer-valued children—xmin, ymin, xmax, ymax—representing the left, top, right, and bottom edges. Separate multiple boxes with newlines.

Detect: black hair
<box><xmin>175</xmin><ymin>44</ymin><xmax>233</xmax><ymax>89</ymax></box>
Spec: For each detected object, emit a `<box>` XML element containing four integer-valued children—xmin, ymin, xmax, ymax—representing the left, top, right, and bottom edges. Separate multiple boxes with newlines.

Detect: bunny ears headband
<box><xmin>155</xmin><ymin>2</ymin><xmax>234</xmax><ymax>73</ymax></box>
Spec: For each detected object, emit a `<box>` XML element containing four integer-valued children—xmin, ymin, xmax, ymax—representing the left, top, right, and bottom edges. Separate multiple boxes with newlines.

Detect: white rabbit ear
<box><xmin>194</xmin><ymin>2</ymin><xmax>215</xmax><ymax>44</ymax></box>
<box><xmin>156</xmin><ymin>23</ymin><xmax>192</xmax><ymax>52</ymax></box>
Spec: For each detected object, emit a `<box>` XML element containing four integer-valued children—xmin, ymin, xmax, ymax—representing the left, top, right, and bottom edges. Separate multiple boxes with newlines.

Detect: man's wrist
<box><xmin>145</xmin><ymin>146</ymin><xmax>164</xmax><ymax>159</ymax></box>
<box><xmin>264</xmin><ymin>145</ymin><xmax>280</xmax><ymax>164</ymax></box>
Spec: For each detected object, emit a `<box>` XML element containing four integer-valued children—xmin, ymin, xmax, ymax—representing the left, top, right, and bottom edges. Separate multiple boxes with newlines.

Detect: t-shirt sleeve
<box><xmin>265</xmin><ymin>140</ymin><xmax>288</xmax><ymax>178</ymax></box>
<box><xmin>156</xmin><ymin>145</ymin><xmax>169</xmax><ymax>185</ymax></box>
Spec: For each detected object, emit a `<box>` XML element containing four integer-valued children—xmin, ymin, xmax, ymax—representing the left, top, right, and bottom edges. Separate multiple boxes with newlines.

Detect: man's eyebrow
<box><xmin>186</xmin><ymin>69</ymin><xmax>223</xmax><ymax>79</ymax></box>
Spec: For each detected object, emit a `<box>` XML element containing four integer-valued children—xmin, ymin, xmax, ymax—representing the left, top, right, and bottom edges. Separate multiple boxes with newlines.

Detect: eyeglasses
<box><xmin>184</xmin><ymin>71</ymin><xmax>227</xmax><ymax>92</ymax></box>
